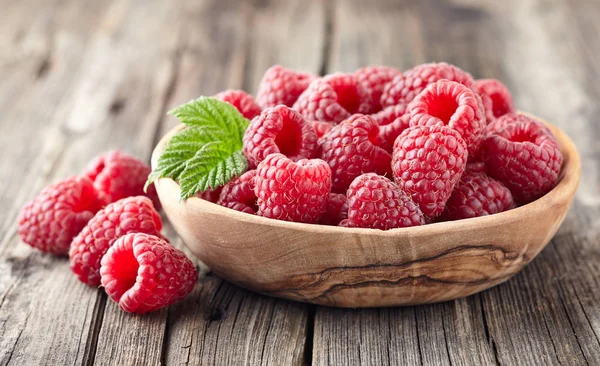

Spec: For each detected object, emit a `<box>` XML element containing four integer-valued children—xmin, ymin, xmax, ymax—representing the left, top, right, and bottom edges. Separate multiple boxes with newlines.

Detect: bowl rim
<box><xmin>152</xmin><ymin>115</ymin><xmax>581</xmax><ymax>238</ymax></box>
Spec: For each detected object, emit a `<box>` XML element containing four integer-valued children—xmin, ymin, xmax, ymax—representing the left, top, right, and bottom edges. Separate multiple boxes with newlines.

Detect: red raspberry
<box><xmin>381</xmin><ymin>62</ymin><xmax>474</xmax><ymax>108</ymax></box>
<box><xmin>242</xmin><ymin>105</ymin><xmax>318</xmax><ymax>168</ymax></box>
<box><xmin>408</xmin><ymin>80</ymin><xmax>486</xmax><ymax>157</ymax></box>
<box><xmin>256</xmin><ymin>65</ymin><xmax>316</xmax><ymax>108</ymax></box>
<box><xmin>475</xmin><ymin>79</ymin><xmax>515</xmax><ymax>121</ymax></box>
<box><xmin>319</xmin><ymin>193</ymin><xmax>348</xmax><ymax>226</ymax></box>
<box><xmin>217</xmin><ymin>170</ymin><xmax>258</xmax><ymax>214</ymax></box>
<box><xmin>392</xmin><ymin>125</ymin><xmax>468</xmax><ymax>219</ymax></box>
<box><xmin>18</xmin><ymin>176</ymin><xmax>107</xmax><ymax>255</ymax></box>
<box><xmin>69</xmin><ymin>196</ymin><xmax>163</xmax><ymax>286</ymax></box>
<box><xmin>354</xmin><ymin>66</ymin><xmax>401</xmax><ymax>112</ymax></box>
<box><xmin>84</xmin><ymin>150</ymin><xmax>161</xmax><ymax>210</ymax></box>
<box><xmin>483</xmin><ymin>121</ymin><xmax>563</xmax><ymax>204</ymax></box>
<box><xmin>311</xmin><ymin>121</ymin><xmax>334</xmax><ymax>139</ymax></box>
<box><xmin>254</xmin><ymin>153</ymin><xmax>331</xmax><ymax>223</ymax></box>
<box><xmin>214</xmin><ymin>90</ymin><xmax>261</xmax><ymax>120</ymax></box>
<box><xmin>195</xmin><ymin>187</ymin><xmax>222</xmax><ymax>203</ymax></box>
<box><xmin>318</xmin><ymin>114</ymin><xmax>392</xmax><ymax>193</ymax></box>
<box><xmin>441</xmin><ymin>171</ymin><xmax>515</xmax><ymax>221</ymax></box>
<box><xmin>100</xmin><ymin>233</ymin><xmax>197</xmax><ymax>314</ymax></box>
<box><xmin>293</xmin><ymin>73</ymin><xmax>372</xmax><ymax>123</ymax></box>
<box><xmin>372</xmin><ymin>104</ymin><xmax>410</xmax><ymax>153</ymax></box>
<box><xmin>346</xmin><ymin>173</ymin><xmax>425</xmax><ymax>230</ymax></box>
<box><xmin>486</xmin><ymin>113</ymin><xmax>550</xmax><ymax>135</ymax></box>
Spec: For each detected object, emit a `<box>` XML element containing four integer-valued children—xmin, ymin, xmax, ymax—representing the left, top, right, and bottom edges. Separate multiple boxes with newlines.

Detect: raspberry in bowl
<box><xmin>151</xmin><ymin>116</ymin><xmax>579</xmax><ymax>308</ymax></box>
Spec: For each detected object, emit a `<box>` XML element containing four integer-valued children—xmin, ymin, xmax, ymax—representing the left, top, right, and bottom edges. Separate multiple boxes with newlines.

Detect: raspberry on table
<box><xmin>346</xmin><ymin>173</ymin><xmax>425</xmax><ymax>230</ymax></box>
<box><xmin>195</xmin><ymin>187</ymin><xmax>222</xmax><ymax>203</ymax></box>
<box><xmin>354</xmin><ymin>66</ymin><xmax>401</xmax><ymax>112</ymax></box>
<box><xmin>381</xmin><ymin>62</ymin><xmax>474</xmax><ymax>108</ymax></box>
<box><xmin>293</xmin><ymin>73</ymin><xmax>372</xmax><ymax>123</ymax></box>
<box><xmin>84</xmin><ymin>150</ymin><xmax>161</xmax><ymax>210</ymax></box>
<box><xmin>254</xmin><ymin>153</ymin><xmax>331</xmax><ymax>223</ymax></box>
<box><xmin>408</xmin><ymin>80</ymin><xmax>486</xmax><ymax>157</ymax></box>
<box><xmin>217</xmin><ymin>170</ymin><xmax>258</xmax><ymax>214</ymax></box>
<box><xmin>242</xmin><ymin>105</ymin><xmax>318</xmax><ymax>168</ymax></box>
<box><xmin>256</xmin><ymin>65</ymin><xmax>316</xmax><ymax>109</ymax></box>
<box><xmin>18</xmin><ymin>176</ymin><xmax>107</xmax><ymax>255</ymax></box>
<box><xmin>475</xmin><ymin>79</ymin><xmax>515</xmax><ymax>121</ymax></box>
<box><xmin>392</xmin><ymin>125</ymin><xmax>468</xmax><ymax>219</ymax></box>
<box><xmin>214</xmin><ymin>89</ymin><xmax>262</xmax><ymax>120</ymax></box>
<box><xmin>318</xmin><ymin>114</ymin><xmax>392</xmax><ymax>193</ymax></box>
<box><xmin>100</xmin><ymin>233</ymin><xmax>197</xmax><ymax>314</ymax></box>
<box><xmin>69</xmin><ymin>196</ymin><xmax>163</xmax><ymax>286</ymax></box>
<box><xmin>319</xmin><ymin>193</ymin><xmax>348</xmax><ymax>226</ymax></box>
<box><xmin>483</xmin><ymin>120</ymin><xmax>563</xmax><ymax>204</ymax></box>
<box><xmin>311</xmin><ymin>121</ymin><xmax>334</xmax><ymax>139</ymax></box>
<box><xmin>441</xmin><ymin>171</ymin><xmax>515</xmax><ymax>221</ymax></box>
<box><xmin>371</xmin><ymin>104</ymin><xmax>410</xmax><ymax>153</ymax></box>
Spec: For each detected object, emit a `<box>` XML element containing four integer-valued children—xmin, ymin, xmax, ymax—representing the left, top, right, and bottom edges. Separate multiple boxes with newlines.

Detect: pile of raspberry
<box><xmin>18</xmin><ymin>151</ymin><xmax>197</xmax><ymax>314</ymax></box>
<box><xmin>209</xmin><ymin>63</ymin><xmax>563</xmax><ymax>229</ymax></box>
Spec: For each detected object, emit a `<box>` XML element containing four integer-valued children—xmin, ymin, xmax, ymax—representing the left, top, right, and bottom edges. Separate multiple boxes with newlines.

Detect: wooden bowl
<box><xmin>152</xmin><ymin>120</ymin><xmax>581</xmax><ymax>307</ymax></box>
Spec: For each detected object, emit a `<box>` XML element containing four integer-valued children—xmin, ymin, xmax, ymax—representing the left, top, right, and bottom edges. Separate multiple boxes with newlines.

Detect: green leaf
<box><xmin>178</xmin><ymin>142</ymin><xmax>247</xmax><ymax>201</ymax></box>
<box><xmin>146</xmin><ymin>97</ymin><xmax>250</xmax><ymax>199</ymax></box>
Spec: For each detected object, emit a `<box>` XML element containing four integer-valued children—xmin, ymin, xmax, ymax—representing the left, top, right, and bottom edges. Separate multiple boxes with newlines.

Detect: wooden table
<box><xmin>1</xmin><ymin>0</ymin><xmax>599</xmax><ymax>365</ymax></box>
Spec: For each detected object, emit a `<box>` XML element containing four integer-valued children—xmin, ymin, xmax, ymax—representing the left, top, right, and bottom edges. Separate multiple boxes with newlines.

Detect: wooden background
<box><xmin>1</xmin><ymin>0</ymin><xmax>599</xmax><ymax>365</ymax></box>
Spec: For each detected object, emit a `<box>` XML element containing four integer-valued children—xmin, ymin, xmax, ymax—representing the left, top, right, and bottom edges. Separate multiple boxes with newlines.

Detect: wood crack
<box><xmin>479</xmin><ymin>295</ymin><xmax>501</xmax><ymax>366</ymax></box>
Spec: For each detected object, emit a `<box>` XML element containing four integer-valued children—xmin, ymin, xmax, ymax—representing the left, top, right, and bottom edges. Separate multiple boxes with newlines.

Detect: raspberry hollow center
<box><xmin>108</xmin><ymin>248</ymin><xmax>140</xmax><ymax>293</ymax></box>
<box><xmin>275</xmin><ymin>117</ymin><xmax>302</xmax><ymax>157</ymax></box>
<box><xmin>426</xmin><ymin>94</ymin><xmax>459</xmax><ymax>124</ymax></box>
<box><xmin>335</xmin><ymin>85</ymin><xmax>361</xmax><ymax>114</ymax></box>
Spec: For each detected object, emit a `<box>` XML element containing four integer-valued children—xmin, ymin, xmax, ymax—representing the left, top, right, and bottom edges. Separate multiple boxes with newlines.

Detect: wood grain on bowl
<box><xmin>152</xmin><ymin>120</ymin><xmax>581</xmax><ymax>307</ymax></box>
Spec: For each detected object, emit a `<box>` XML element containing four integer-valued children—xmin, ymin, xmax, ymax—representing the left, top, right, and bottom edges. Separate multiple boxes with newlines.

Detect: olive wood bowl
<box><xmin>152</xmin><ymin>119</ymin><xmax>581</xmax><ymax>307</ymax></box>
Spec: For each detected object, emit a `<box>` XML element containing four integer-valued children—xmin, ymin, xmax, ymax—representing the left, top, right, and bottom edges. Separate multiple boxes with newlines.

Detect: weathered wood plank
<box><xmin>162</xmin><ymin>1</ymin><xmax>326</xmax><ymax>364</ymax></box>
<box><xmin>0</xmin><ymin>0</ymin><xmax>182</xmax><ymax>364</ymax></box>
<box><xmin>314</xmin><ymin>0</ymin><xmax>600</xmax><ymax>365</ymax></box>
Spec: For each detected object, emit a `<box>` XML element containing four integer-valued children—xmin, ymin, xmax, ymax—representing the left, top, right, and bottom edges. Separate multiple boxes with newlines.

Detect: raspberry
<box><xmin>84</xmin><ymin>150</ymin><xmax>161</xmax><ymax>210</ymax></box>
<box><xmin>486</xmin><ymin>113</ymin><xmax>550</xmax><ymax>135</ymax></box>
<box><xmin>475</xmin><ymin>79</ymin><xmax>515</xmax><ymax>120</ymax></box>
<box><xmin>242</xmin><ymin>105</ymin><xmax>318</xmax><ymax>168</ymax></box>
<box><xmin>18</xmin><ymin>176</ymin><xmax>107</xmax><ymax>255</ymax></box>
<box><xmin>318</xmin><ymin>114</ymin><xmax>392</xmax><ymax>193</ymax></box>
<box><xmin>256</xmin><ymin>65</ymin><xmax>316</xmax><ymax>108</ymax></box>
<box><xmin>483</xmin><ymin>121</ymin><xmax>563</xmax><ymax>204</ymax></box>
<box><xmin>392</xmin><ymin>125</ymin><xmax>468</xmax><ymax>219</ymax></box>
<box><xmin>214</xmin><ymin>90</ymin><xmax>261</xmax><ymax>120</ymax></box>
<box><xmin>354</xmin><ymin>66</ymin><xmax>401</xmax><ymax>112</ymax></box>
<box><xmin>346</xmin><ymin>173</ymin><xmax>425</xmax><ymax>230</ymax></box>
<box><xmin>217</xmin><ymin>170</ymin><xmax>258</xmax><ymax>214</ymax></box>
<box><xmin>254</xmin><ymin>153</ymin><xmax>331</xmax><ymax>223</ymax></box>
<box><xmin>408</xmin><ymin>80</ymin><xmax>486</xmax><ymax>157</ymax></box>
<box><xmin>372</xmin><ymin>104</ymin><xmax>410</xmax><ymax>153</ymax></box>
<box><xmin>100</xmin><ymin>233</ymin><xmax>197</xmax><ymax>314</ymax></box>
<box><xmin>319</xmin><ymin>193</ymin><xmax>348</xmax><ymax>226</ymax></box>
<box><xmin>195</xmin><ymin>187</ymin><xmax>222</xmax><ymax>203</ymax></box>
<box><xmin>69</xmin><ymin>196</ymin><xmax>163</xmax><ymax>286</ymax></box>
<box><xmin>381</xmin><ymin>62</ymin><xmax>474</xmax><ymax>108</ymax></box>
<box><xmin>293</xmin><ymin>73</ymin><xmax>372</xmax><ymax>123</ymax></box>
<box><xmin>441</xmin><ymin>171</ymin><xmax>515</xmax><ymax>221</ymax></box>
<box><xmin>311</xmin><ymin>121</ymin><xmax>334</xmax><ymax>139</ymax></box>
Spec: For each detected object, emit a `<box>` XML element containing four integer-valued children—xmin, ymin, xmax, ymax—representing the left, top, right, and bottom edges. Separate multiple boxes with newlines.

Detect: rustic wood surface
<box><xmin>0</xmin><ymin>0</ymin><xmax>598</xmax><ymax>365</ymax></box>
